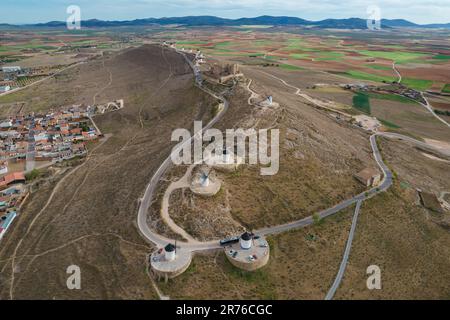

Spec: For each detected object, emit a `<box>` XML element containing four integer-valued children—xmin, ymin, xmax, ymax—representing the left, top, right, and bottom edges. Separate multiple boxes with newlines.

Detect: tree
<box><xmin>25</xmin><ymin>169</ymin><xmax>40</xmax><ymax>181</ymax></box>
<box><xmin>313</xmin><ymin>213</ymin><xmax>322</xmax><ymax>225</ymax></box>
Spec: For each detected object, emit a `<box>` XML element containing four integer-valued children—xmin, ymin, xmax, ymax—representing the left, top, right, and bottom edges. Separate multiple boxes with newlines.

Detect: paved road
<box><xmin>393</xmin><ymin>63</ymin><xmax>449</xmax><ymax>128</ymax></box>
<box><xmin>136</xmin><ymin>48</ymin><xmax>228</xmax><ymax>252</ymax></box>
<box><xmin>135</xmin><ymin>51</ymin><xmax>448</xmax><ymax>254</ymax></box>
<box><xmin>256</xmin><ymin>133</ymin><xmax>393</xmax><ymax>236</ymax></box>
<box><xmin>325</xmin><ymin>200</ymin><xmax>363</xmax><ymax>300</ymax></box>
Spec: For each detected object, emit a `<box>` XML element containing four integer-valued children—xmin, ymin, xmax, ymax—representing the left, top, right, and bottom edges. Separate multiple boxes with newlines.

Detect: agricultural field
<box><xmin>151</xmin><ymin>27</ymin><xmax>450</xmax><ymax>93</ymax></box>
<box><xmin>0</xmin><ymin>28</ymin><xmax>135</xmax><ymax>67</ymax></box>
<box><xmin>0</xmin><ymin>44</ymin><xmax>216</xmax><ymax>299</ymax></box>
<box><xmin>0</xmin><ymin>21</ymin><xmax>449</xmax><ymax>302</ymax></box>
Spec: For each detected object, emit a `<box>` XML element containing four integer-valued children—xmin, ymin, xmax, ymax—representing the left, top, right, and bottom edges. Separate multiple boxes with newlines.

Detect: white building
<box><xmin>240</xmin><ymin>232</ymin><xmax>253</xmax><ymax>250</ymax></box>
<box><xmin>0</xmin><ymin>211</ymin><xmax>17</xmax><ymax>240</ymax></box>
<box><xmin>34</xmin><ymin>132</ymin><xmax>48</xmax><ymax>142</ymax></box>
<box><xmin>0</xmin><ymin>163</ymin><xmax>8</xmax><ymax>175</ymax></box>
<box><xmin>0</xmin><ymin>86</ymin><xmax>11</xmax><ymax>93</ymax></box>
<box><xmin>0</xmin><ymin>120</ymin><xmax>13</xmax><ymax>128</ymax></box>
<box><xmin>165</xmin><ymin>243</ymin><xmax>176</xmax><ymax>261</ymax></box>
<box><xmin>200</xmin><ymin>174</ymin><xmax>210</xmax><ymax>187</ymax></box>
<box><xmin>2</xmin><ymin>66</ymin><xmax>21</xmax><ymax>73</ymax></box>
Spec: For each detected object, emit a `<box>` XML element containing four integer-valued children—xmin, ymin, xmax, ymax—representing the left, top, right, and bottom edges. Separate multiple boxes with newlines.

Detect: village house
<box><xmin>0</xmin><ymin>172</ymin><xmax>26</xmax><ymax>190</ymax></box>
<box><xmin>354</xmin><ymin>167</ymin><xmax>381</xmax><ymax>187</ymax></box>
<box><xmin>0</xmin><ymin>104</ymin><xmax>103</xmax><ymax>241</ymax></box>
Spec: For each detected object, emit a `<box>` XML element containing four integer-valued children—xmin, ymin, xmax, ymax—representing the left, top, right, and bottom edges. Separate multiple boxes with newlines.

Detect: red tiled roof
<box><xmin>70</xmin><ymin>128</ymin><xmax>82</xmax><ymax>134</ymax></box>
<box><xmin>0</xmin><ymin>172</ymin><xmax>25</xmax><ymax>188</ymax></box>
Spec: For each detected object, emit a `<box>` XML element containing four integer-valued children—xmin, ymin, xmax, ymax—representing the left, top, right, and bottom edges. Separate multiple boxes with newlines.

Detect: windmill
<box><xmin>200</xmin><ymin>168</ymin><xmax>212</xmax><ymax>188</ymax></box>
<box><xmin>222</xmin><ymin>148</ymin><xmax>231</xmax><ymax>164</ymax></box>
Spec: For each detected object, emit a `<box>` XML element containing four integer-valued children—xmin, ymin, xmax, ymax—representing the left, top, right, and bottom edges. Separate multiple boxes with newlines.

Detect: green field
<box><xmin>285</xmin><ymin>38</ymin><xmax>305</xmax><ymax>50</ymax></box>
<box><xmin>289</xmin><ymin>53</ymin><xmax>311</xmax><ymax>60</ymax></box>
<box><xmin>215</xmin><ymin>41</ymin><xmax>233</xmax><ymax>49</ymax></box>
<box><xmin>365</xmin><ymin>64</ymin><xmax>392</xmax><ymax>71</ymax></box>
<box><xmin>356</xmin><ymin>50</ymin><xmax>430</xmax><ymax>63</ymax></box>
<box><xmin>368</xmin><ymin>92</ymin><xmax>417</xmax><ymax>104</ymax></box>
<box><xmin>176</xmin><ymin>40</ymin><xmax>210</xmax><ymax>45</ymax></box>
<box><xmin>379</xmin><ymin>119</ymin><xmax>401</xmax><ymax>129</ymax></box>
<box><xmin>442</xmin><ymin>84</ymin><xmax>450</xmax><ymax>93</ymax></box>
<box><xmin>353</xmin><ymin>92</ymin><xmax>371</xmax><ymax>114</ymax></box>
<box><xmin>315</xmin><ymin>51</ymin><xmax>344</xmax><ymax>61</ymax></box>
<box><xmin>252</xmin><ymin>40</ymin><xmax>274</xmax><ymax>46</ymax></box>
<box><xmin>0</xmin><ymin>44</ymin><xmax>57</xmax><ymax>52</ymax></box>
<box><xmin>342</xmin><ymin>70</ymin><xmax>432</xmax><ymax>91</ymax></box>
<box><xmin>401</xmin><ymin>78</ymin><xmax>433</xmax><ymax>91</ymax></box>
<box><xmin>432</xmin><ymin>54</ymin><xmax>450</xmax><ymax>61</ymax></box>
<box><xmin>344</xmin><ymin>70</ymin><xmax>394</xmax><ymax>83</ymax></box>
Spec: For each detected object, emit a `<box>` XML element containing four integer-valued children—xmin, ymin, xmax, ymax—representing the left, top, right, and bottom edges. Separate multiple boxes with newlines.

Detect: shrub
<box><xmin>25</xmin><ymin>169</ymin><xmax>40</xmax><ymax>181</ymax></box>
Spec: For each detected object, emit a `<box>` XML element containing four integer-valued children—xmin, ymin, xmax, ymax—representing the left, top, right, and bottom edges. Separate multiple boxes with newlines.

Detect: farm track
<box><xmin>137</xmin><ymin>47</ymin><xmax>447</xmax><ymax>249</ymax></box>
<box><xmin>0</xmin><ymin>62</ymin><xmax>85</xmax><ymax>98</ymax></box>
<box><xmin>135</xmin><ymin>53</ymin><xmax>450</xmax><ymax>299</ymax></box>
<box><xmin>393</xmin><ymin>62</ymin><xmax>450</xmax><ymax>128</ymax></box>
<box><xmin>7</xmin><ymin>133</ymin><xmax>112</xmax><ymax>299</ymax></box>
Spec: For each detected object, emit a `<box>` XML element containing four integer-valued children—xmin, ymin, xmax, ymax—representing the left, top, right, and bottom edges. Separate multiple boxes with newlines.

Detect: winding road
<box><xmin>129</xmin><ymin>47</ymin><xmax>450</xmax><ymax>300</ymax></box>
<box><xmin>392</xmin><ymin>62</ymin><xmax>450</xmax><ymax>128</ymax></box>
<box><xmin>325</xmin><ymin>200</ymin><xmax>363</xmax><ymax>300</ymax></box>
<box><xmin>136</xmin><ymin>47</ymin><xmax>449</xmax><ymax>253</ymax></box>
<box><xmin>135</xmin><ymin>47</ymin><xmax>449</xmax><ymax>255</ymax></box>
<box><xmin>136</xmin><ymin>49</ymin><xmax>228</xmax><ymax>252</ymax></box>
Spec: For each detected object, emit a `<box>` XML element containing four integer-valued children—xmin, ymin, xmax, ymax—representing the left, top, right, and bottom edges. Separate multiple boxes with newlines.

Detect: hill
<box><xmin>10</xmin><ymin>15</ymin><xmax>450</xmax><ymax>29</ymax></box>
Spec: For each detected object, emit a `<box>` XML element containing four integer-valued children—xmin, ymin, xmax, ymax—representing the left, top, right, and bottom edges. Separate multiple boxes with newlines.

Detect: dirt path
<box><xmin>160</xmin><ymin>165</ymin><xmax>199</xmax><ymax>243</ymax></box>
<box><xmin>137</xmin><ymin>51</ymin><xmax>450</xmax><ymax>256</ymax></box>
<box><xmin>7</xmin><ymin>129</ymin><xmax>145</xmax><ymax>298</ymax></box>
<box><xmin>393</xmin><ymin>62</ymin><xmax>450</xmax><ymax>128</ymax></box>
<box><xmin>138</xmin><ymin>46</ymin><xmax>173</xmax><ymax>129</ymax></box>
<box><xmin>7</xmin><ymin>134</ymin><xmax>111</xmax><ymax>299</ymax></box>
<box><xmin>93</xmin><ymin>59</ymin><xmax>113</xmax><ymax>105</ymax></box>
<box><xmin>392</xmin><ymin>62</ymin><xmax>402</xmax><ymax>83</ymax></box>
<box><xmin>0</xmin><ymin>62</ymin><xmax>85</xmax><ymax>98</ymax></box>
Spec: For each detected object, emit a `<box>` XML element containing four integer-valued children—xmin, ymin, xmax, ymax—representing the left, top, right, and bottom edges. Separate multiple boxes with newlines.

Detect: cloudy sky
<box><xmin>1</xmin><ymin>0</ymin><xmax>450</xmax><ymax>24</ymax></box>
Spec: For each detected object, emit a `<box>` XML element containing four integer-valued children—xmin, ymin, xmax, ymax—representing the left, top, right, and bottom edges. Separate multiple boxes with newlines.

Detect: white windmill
<box><xmin>200</xmin><ymin>169</ymin><xmax>211</xmax><ymax>188</ymax></box>
<box><xmin>222</xmin><ymin>149</ymin><xmax>231</xmax><ymax>164</ymax></box>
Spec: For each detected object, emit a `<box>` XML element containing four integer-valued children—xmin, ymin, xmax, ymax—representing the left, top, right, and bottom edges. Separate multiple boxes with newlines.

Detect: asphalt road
<box><xmin>135</xmin><ymin>49</ymin><xmax>447</xmax><ymax>254</ymax></box>
<box><xmin>393</xmin><ymin>62</ymin><xmax>449</xmax><ymax>128</ymax></box>
<box><xmin>325</xmin><ymin>200</ymin><xmax>363</xmax><ymax>300</ymax></box>
<box><xmin>136</xmin><ymin>48</ymin><xmax>228</xmax><ymax>252</ymax></box>
<box><xmin>393</xmin><ymin>62</ymin><xmax>402</xmax><ymax>84</ymax></box>
<box><xmin>256</xmin><ymin>133</ymin><xmax>393</xmax><ymax>236</ymax></box>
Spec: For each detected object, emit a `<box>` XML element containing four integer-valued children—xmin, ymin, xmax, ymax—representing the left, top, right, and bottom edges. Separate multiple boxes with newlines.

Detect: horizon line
<box><xmin>2</xmin><ymin>14</ymin><xmax>450</xmax><ymax>26</ymax></box>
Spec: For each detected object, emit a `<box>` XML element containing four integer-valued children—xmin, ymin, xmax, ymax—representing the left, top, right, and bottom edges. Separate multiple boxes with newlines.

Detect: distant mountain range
<box><xmin>4</xmin><ymin>16</ymin><xmax>450</xmax><ymax>29</ymax></box>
